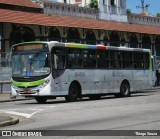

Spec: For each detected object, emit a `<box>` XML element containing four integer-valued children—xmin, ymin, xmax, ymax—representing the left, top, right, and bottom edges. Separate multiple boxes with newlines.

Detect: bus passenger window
<box><xmin>67</xmin><ymin>49</ymin><xmax>82</xmax><ymax>69</ymax></box>
<box><xmin>83</xmin><ymin>50</ymin><xmax>96</xmax><ymax>69</ymax></box>
<box><xmin>57</xmin><ymin>55</ymin><xmax>65</xmax><ymax>69</ymax></box>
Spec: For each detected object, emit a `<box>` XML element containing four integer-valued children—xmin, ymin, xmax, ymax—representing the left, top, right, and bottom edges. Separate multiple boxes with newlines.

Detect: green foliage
<box><xmin>88</xmin><ymin>0</ymin><xmax>98</xmax><ymax>9</ymax></box>
<box><xmin>157</xmin><ymin>13</ymin><xmax>160</xmax><ymax>17</ymax></box>
<box><xmin>84</xmin><ymin>4</ymin><xmax>89</xmax><ymax>8</ymax></box>
<box><xmin>126</xmin><ymin>9</ymin><xmax>132</xmax><ymax>14</ymax></box>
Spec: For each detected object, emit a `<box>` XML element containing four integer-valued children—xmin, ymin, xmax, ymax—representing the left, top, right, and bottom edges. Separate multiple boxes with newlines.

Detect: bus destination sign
<box><xmin>16</xmin><ymin>44</ymin><xmax>43</xmax><ymax>51</ymax></box>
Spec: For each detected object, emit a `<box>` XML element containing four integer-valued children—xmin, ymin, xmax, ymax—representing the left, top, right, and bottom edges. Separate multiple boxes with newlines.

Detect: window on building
<box><xmin>111</xmin><ymin>0</ymin><xmax>115</xmax><ymax>6</ymax></box>
<box><xmin>103</xmin><ymin>0</ymin><xmax>106</xmax><ymax>5</ymax></box>
<box><xmin>120</xmin><ymin>0</ymin><xmax>124</xmax><ymax>8</ymax></box>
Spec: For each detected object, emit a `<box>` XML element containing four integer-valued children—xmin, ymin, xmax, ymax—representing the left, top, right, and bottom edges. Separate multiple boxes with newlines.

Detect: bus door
<box><xmin>51</xmin><ymin>47</ymin><xmax>67</xmax><ymax>95</ymax></box>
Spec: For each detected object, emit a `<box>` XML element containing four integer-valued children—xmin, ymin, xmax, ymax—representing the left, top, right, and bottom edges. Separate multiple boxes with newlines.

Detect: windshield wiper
<box><xmin>29</xmin><ymin>51</ymin><xmax>40</xmax><ymax>65</ymax></box>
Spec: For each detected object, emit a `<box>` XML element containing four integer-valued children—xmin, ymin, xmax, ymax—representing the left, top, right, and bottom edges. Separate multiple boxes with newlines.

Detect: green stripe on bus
<box><xmin>12</xmin><ymin>79</ymin><xmax>45</xmax><ymax>88</ymax></box>
<box><xmin>66</xmin><ymin>43</ymin><xmax>88</xmax><ymax>49</ymax></box>
<box><xmin>150</xmin><ymin>53</ymin><xmax>152</xmax><ymax>70</ymax></box>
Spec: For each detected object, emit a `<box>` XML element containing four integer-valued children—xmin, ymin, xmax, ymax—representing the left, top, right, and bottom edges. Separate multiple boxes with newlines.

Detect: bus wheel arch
<box><xmin>65</xmin><ymin>81</ymin><xmax>82</xmax><ymax>102</ymax></box>
<box><xmin>115</xmin><ymin>80</ymin><xmax>130</xmax><ymax>97</ymax></box>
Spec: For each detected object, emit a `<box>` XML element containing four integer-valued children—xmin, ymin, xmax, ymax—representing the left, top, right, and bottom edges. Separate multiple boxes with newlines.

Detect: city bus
<box><xmin>11</xmin><ymin>41</ymin><xmax>153</xmax><ymax>103</ymax></box>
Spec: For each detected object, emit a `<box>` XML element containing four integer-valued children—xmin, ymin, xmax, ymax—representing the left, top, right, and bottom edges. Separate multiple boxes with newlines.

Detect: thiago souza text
<box><xmin>135</xmin><ymin>131</ymin><xmax>158</xmax><ymax>136</ymax></box>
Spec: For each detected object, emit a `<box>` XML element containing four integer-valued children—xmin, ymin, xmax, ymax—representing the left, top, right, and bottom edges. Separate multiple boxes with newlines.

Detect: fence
<box><xmin>44</xmin><ymin>2</ymin><xmax>99</xmax><ymax>20</ymax></box>
<box><xmin>0</xmin><ymin>52</ymin><xmax>11</xmax><ymax>93</ymax></box>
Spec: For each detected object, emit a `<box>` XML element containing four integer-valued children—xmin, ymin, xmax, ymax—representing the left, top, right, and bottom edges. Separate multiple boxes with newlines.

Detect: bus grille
<box><xmin>16</xmin><ymin>89</ymin><xmax>39</xmax><ymax>94</ymax></box>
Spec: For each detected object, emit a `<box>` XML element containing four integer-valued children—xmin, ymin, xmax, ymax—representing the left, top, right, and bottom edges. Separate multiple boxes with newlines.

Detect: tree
<box><xmin>157</xmin><ymin>13</ymin><xmax>160</xmax><ymax>17</ymax></box>
<box><xmin>88</xmin><ymin>0</ymin><xmax>98</xmax><ymax>9</ymax></box>
<box><xmin>127</xmin><ymin>9</ymin><xmax>132</xmax><ymax>14</ymax></box>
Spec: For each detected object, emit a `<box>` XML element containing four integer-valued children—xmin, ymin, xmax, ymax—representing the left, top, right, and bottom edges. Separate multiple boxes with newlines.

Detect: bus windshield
<box><xmin>12</xmin><ymin>51</ymin><xmax>50</xmax><ymax>77</ymax></box>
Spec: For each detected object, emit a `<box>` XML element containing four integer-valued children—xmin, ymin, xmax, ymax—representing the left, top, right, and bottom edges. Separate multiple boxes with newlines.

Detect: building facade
<box><xmin>43</xmin><ymin>0</ymin><xmax>127</xmax><ymax>22</ymax></box>
<box><xmin>0</xmin><ymin>0</ymin><xmax>160</xmax><ymax>89</ymax></box>
<box><xmin>0</xmin><ymin>0</ymin><xmax>160</xmax><ymax>59</ymax></box>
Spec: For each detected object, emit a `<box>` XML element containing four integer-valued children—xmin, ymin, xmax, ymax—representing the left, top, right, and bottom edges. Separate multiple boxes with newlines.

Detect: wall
<box><xmin>98</xmin><ymin>0</ymin><xmax>127</xmax><ymax>22</ymax></box>
<box><xmin>128</xmin><ymin>13</ymin><xmax>160</xmax><ymax>27</ymax></box>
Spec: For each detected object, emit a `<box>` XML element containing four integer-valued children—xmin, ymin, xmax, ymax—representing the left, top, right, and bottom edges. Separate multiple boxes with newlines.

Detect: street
<box><xmin>0</xmin><ymin>88</ymin><xmax>160</xmax><ymax>138</ymax></box>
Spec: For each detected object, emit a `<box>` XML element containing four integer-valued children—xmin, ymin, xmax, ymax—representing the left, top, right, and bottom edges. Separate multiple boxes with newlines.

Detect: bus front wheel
<box><xmin>35</xmin><ymin>96</ymin><xmax>47</xmax><ymax>104</ymax></box>
<box><xmin>65</xmin><ymin>83</ymin><xmax>80</xmax><ymax>102</ymax></box>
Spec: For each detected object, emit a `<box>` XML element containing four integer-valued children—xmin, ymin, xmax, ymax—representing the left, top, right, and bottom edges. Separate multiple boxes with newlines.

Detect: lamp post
<box><xmin>136</xmin><ymin>0</ymin><xmax>150</xmax><ymax>15</ymax></box>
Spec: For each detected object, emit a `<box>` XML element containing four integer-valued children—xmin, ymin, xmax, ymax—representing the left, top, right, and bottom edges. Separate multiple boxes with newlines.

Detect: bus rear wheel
<box><xmin>35</xmin><ymin>96</ymin><xmax>47</xmax><ymax>104</ymax></box>
<box><xmin>115</xmin><ymin>81</ymin><xmax>130</xmax><ymax>97</ymax></box>
<box><xmin>65</xmin><ymin>83</ymin><xmax>80</xmax><ymax>102</ymax></box>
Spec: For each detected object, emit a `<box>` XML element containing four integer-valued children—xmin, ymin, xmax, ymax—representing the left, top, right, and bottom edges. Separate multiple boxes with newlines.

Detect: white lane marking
<box><xmin>5</xmin><ymin>109</ymin><xmax>43</xmax><ymax>118</ymax></box>
<box><xmin>0</xmin><ymin>106</ymin><xmax>56</xmax><ymax>118</ymax></box>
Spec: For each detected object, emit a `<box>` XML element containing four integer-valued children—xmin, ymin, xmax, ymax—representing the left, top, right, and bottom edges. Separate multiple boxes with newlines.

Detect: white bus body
<box><xmin>11</xmin><ymin>41</ymin><xmax>153</xmax><ymax>103</ymax></box>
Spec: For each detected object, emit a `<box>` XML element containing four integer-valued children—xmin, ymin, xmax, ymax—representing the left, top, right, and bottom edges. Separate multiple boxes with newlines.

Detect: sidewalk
<box><xmin>0</xmin><ymin>93</ymin><xmax>30</xmax><ymax>127</ymax></box>
<box><xmin>0</xmin><ymin>115</ymin><xmax>19</xmax><ymax>127</ymax></box>
<box><xmin>0</xmin><ymin>93</ymin><xmax>30</xmax><ymax>103</ymax></box>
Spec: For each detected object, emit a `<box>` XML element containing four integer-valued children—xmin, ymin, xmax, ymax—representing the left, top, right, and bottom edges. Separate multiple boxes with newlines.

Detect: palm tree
<box><xmin>157</xmin><ymin>13</ymin><xmax>160</xmax><ymax>17</ymax></box>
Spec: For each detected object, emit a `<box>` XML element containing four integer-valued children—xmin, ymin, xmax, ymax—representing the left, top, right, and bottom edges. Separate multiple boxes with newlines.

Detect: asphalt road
<box><xmin>0</xmin><ymin>88</ymin><xmax>160</xmax><ymax>139</ymax></box>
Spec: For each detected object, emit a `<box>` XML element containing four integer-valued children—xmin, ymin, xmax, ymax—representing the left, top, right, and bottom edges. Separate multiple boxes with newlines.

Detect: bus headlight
<box><xmin>39</xmin><ymin>79</ymin><xmax>50</xmax><ymax>88</ymax></box>
<box><xmin>12</xmin><ymin>84</ymin><xmax>19</xmax><ymax>89</ymax></box>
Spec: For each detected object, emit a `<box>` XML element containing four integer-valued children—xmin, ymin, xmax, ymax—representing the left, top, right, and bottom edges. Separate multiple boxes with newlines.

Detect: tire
<box><xmin>89</xmin><ymin>94</ymin><xmax>101</xmax><ymax>100</ymax></box>
<box><xmin>35</xmin><ymin>96</ymin><xmax>47</xmax><ymax>104</ymax></box>
<box><xmin>115</xmin><ymin>81</ymin><xmax>130</xmax><ymax>97</ymax></box>
<box><xmin>65</xmin><ymin>83</ymin><xmax>80</xmax><ymax>102</ymax></box>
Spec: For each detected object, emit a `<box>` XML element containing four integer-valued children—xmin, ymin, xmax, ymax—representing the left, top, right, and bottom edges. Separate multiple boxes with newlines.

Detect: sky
<box><xmin>126</xmin><ymin>0</ymin><xmax>160</xmax><ymax>16</ymax></box>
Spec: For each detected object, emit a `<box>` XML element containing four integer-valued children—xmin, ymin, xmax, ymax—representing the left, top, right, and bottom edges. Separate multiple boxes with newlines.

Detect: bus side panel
<box><xmin>82</xmin><ymin>70</ymin><xmax>96</xmax><ymax>94</ymax></box>
<box><xmin>132</xmin><ymin>70</ymin><xmax>153</xmax><ymax>91</ymax></box>
<box><xmin>51</xmin><ymin>69</ymin><xmax>70</xmax><ymax>96</ymax></box>
<box><xmin>52</xmin><ymin>69</ymin><xmax>90</xmax><ymax>95</ymax></box>
<box><xmin>111</xmin><ymin>70</ymin><xmax>134</xmax><ymax>93</ymax></box>
<box><xmin>95</xmin><ymin>70</ymin><xmax>114</xmax><ymax>94</ymax></box>
<box><xmin>66</xmin><ymin>69</ymin><xmax>115</xmax><ymax>95</ymax></box>
<box><xmin>85</xmin><ymin>70</ymin><xmax>115</xmax><ymax>94</ymax></box>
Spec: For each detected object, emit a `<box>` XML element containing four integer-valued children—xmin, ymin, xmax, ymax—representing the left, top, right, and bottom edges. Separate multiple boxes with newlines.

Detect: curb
<box><xmin>0</xmin><ymin>116</ymin><xmax>19</xmax><ymax>127</ymax></box>
<box><xmin>0</xmin><ymin>98</ymin><xmax>31</xmax><ymax>103</ymax></box>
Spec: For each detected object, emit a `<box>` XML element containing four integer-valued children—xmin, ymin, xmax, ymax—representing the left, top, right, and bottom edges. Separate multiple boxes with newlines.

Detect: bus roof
<box><xmin>64</xmin><ymin>43</ymin><xmax>150</xmax><ymax>52</ymax></box>
<box><xmin>12</xmin><ymin>41</ymin><xmax>150</xmax><ymax>53</ymax></box>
